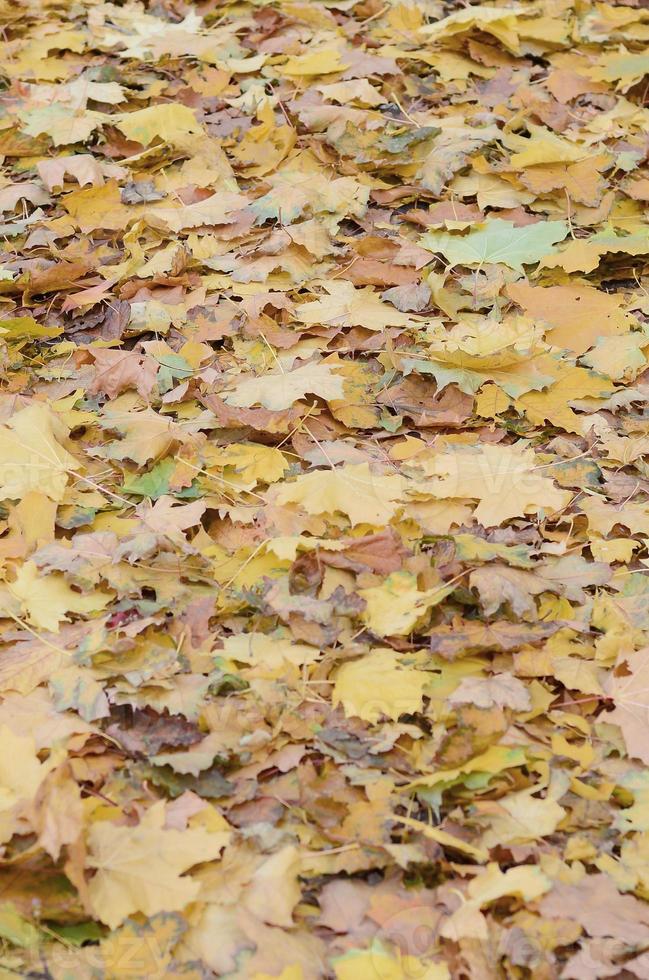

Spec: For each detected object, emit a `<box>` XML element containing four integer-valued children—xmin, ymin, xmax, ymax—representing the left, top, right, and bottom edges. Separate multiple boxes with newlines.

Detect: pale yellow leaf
<box><xmin>87</xmin><ymin>800</ymin><xmax>228</xmax><ymax>928</ymax></box>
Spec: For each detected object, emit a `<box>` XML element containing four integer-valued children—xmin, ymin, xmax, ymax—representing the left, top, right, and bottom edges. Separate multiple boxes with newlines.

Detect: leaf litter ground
<box><xmin>1</xmin><ymin>0</ymin><xmax>649</xmax><ymax>976</ymax></box>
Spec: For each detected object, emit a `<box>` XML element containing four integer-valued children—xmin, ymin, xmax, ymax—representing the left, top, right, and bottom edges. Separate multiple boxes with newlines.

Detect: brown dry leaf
<box><xmin>87</xmin><ymin>348</ymin><xmax>159</xmax><ymax>399</ymax></box>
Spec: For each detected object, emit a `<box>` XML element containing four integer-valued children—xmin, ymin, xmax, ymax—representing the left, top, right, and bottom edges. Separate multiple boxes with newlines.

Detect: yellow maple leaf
<box><xmin>0</xmin><ymin>404</ymin><xmax>78</xmax><ymax>503</ymax></box>
<box><xmin>423</xmin><ymin>442</ymin><xmax>571</xmax><ymax>526</ymax></box>
<box><xmin>477</xmin><ymin>787</ymin><xmax>566</xmax><ymax>848</ymax></box>
<box><xmin>223</xmin><ymin>362</ymin><xmax>345</xmax><ymax>411</ymax></box>
<box><xmin>296</xmin><ymin>281</ymin><xmax>414</xmax><ymax>330</ymax></box>
<box><xmin>452</xmin><ymin>171</ymin><xmax>534</xmax><ymax>209</ymax></box>
<box><xmin>506</xmin><ymin>123</ymin><xmax>585</xmax><ymax>167</ymax></box>
<box><xmin>97</xmin><ymin>408</ymin><xmax>180</xmax><ymax>465</ymax></box>
<box><xmin>282</xmin><ymin>50</ymin><xmax>348</xmax><ymax>76</ymax></box>
<box><xmin>244</xmin><ymin>845</ymin><xmax>302</xmax><ymax>928</ymax></box>
<box><xmin>420</xmin><ymin>4</ymin><xmax>527</xmax><ymax>51</ymax></box>
<box><xmin>2</xmin><ymin>561</ymin><xmax>111</xmax><ymax>632</ymax></box>
<box><xmin>333</xmin><ymin>942</ymin><xmax>449</xmax><ymax>980</ymax></box>
<box><xmin>115</xmin><ymin>104</ymin><xmax>202</xmax><ymax>145</ymax></box>
<box><xmin>359</xmin><ymin>572</ymin><xmax>453</xmax><ymax>636</ymax></box>
<box><xmin>254</xmin><ymin>968</ymin><xmax>305</xmax><ymax>980</ymax></box>
<box><xmin>507</xmin><ymin>280</ymin><xmax>633</xmax><ymax>354</ymax></box>
<box><xmin>205</xmin><ymin>443</ymin><xmax>288</xmax><ymax>485</ymax></box>
<box><xmin>408</xmin><ymin>745</ymin><xmax>527</xmax><ymax>791</ymax></box>
<box><xmin>152</xmin><ymin>732</ymin><xmax>228</xmax><ymax>776</ymax></box>
<box><xmin>222</xmin><ymin>633</ymin><xmax>320</xmax><ymax>669</ymax></box>
<box><xmin>333</xmin><ymin>648</ymin><xmax>428</xmax><ymax>722</ymax></box>
<box><xmin>583</xmin><ymin>331</ymin><xmax>648</xmax><ymax>381</ymax></box>
<box><xmin>516</xmin><ymin>366</ymin><xmax>613</xmax><ymax>432</ymax></box>
<box><xmin>274</xmin><ymin>463</ymin><xmax>404</xmax><ymax>527</ymax></box>
<box><xmin>440</xmin><ymin>864</ymin><xmax>551</xmax><ymax>940</ymax></box>
<box><xmin>87</xmin><ymin>800</ymin><xmax>228</xmax><ymax>928</ymax></box>
<box><xmin>229</xmin><ymin>102</ymin><xmax>295</xmax><ymax>177</ymax></box>
<box><xmin>145</xmin><ymin>192</ymin><xmax>247</xmax><ymax>233</ymax></box>
<box><xmin>63</xmin><ymin>180</ymin><xmax>134</xmax><ymax>234</ymax></box>
<box><xmin>0</xmin><ymin>726</ymin><xmax>49</xmax><ymax>813</ymax></box>
<box><xmin>317</xmin><ymin>78</ymin><xmax>384</xmax><ymax>107</ymax></box>
<box><xmin>19</xmin><ymin>106</ymin><xmax>106</xmax><ymax>146</ymax></box>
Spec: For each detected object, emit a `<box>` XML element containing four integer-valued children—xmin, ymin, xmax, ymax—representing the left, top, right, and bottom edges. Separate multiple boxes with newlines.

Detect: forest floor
<box><xmin>0</xmin><ymin>0</ymin><xmax>649</xmax><ymax>977</ymax></box>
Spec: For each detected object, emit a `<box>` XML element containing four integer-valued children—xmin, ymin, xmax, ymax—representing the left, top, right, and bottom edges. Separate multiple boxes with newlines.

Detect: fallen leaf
<box><xmin>87</xmin><ymin>801</ymin><xmax>229</xmax><ymax>928</ymax></box>
<box><xmin>223</xmin><ymin>362</ymin><xmax>344</xmax><ymax>410</ymax></box>
<box><xmin>421</xmin><ymin>219</ymin><xmax>569</xmax><ymax>271</ymax></box>
<box><xmin>274</xmin><ymin>463</ymin><xmax>405</xmax><ymax>527</ymax></box>
<box><xmin>333</xmin><ymin>648</ymin><xmax>429</xmax><ymax>722</ymax></box>
<box><xmin>424</xmin><ymin>442</ymin><xmax>571</xmax><ymax>526</ymax></box>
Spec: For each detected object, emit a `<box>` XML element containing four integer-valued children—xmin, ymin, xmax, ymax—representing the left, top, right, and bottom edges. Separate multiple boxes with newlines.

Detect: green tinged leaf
<box><xmin>420</xmin><ymin>218</ymin><xmax>569</xmax><ymax>270</ymax></box>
